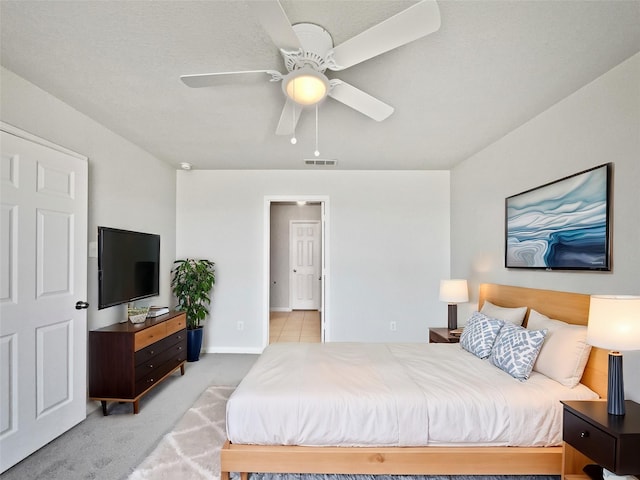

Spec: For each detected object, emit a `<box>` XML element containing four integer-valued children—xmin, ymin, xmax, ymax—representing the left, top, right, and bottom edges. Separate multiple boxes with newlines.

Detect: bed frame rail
<box><xmin>221</xmin><ymin>441</ymin><xmax>562</xmax><ymax>479</ymax></box>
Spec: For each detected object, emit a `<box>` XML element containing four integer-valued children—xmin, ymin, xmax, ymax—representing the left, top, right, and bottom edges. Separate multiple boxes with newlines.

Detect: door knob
<box><xmin>75</xmin><ymin>301</ymin><xmax>89</xmax><ymax>310</ymax></box>
<box><xmin>293</xmin><ymin>269</ymin><xmax>297</xmax><ymax>272</ymax></box>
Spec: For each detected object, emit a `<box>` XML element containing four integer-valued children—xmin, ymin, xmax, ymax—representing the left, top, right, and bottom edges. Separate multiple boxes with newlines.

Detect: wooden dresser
<box><xmin>89</xmin><ymin>311</ymin><xmax>187</xmax><ymax>414</ymax></box>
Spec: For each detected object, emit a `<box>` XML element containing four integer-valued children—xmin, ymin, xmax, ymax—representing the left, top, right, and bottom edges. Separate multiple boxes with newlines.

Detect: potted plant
<box><xmin>170</xmin><ymin>258</ymin><xmax>216</xmax><ymax>362</ymax></box>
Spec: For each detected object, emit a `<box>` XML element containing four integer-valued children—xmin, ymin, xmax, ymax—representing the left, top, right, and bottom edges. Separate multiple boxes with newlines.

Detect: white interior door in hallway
<box><xmin>0</xmin><ymin>125</ymin><xmax>88</xmax><ymax>473</ymax></box>
<box><xmin>290</xmin><ymin>221</ymin><xmax>321</xmax><ymax>310</ymax></box>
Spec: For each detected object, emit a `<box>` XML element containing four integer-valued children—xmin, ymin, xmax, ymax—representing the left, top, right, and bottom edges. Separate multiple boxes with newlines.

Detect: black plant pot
<box><xmin>186</xmin><ymin>327</ymin><xmax>203</xmax><ymax>362</ymax></box>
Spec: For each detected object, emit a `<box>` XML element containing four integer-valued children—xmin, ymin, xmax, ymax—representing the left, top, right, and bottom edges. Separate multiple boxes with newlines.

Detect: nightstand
<box><xmin>561</xmin><ymin>400</ymin><xmax>640</xmax><ymax>479</ymax></box>
<box><xmin>428</xmin><ymin>327</ymin><xmax>460</xmax><ymax>344</ymax></box>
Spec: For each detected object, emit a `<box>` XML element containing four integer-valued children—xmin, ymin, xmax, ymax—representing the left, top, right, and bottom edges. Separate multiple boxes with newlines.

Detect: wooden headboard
<box><xmin>478</xmin><ymin>283</ymin><xmax>607</xmax><ymax>398</ymax></box>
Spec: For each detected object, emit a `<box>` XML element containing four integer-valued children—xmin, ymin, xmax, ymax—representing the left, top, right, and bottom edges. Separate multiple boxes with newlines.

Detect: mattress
<box><xmin>226</xmin><ymin>342</ymin><xmax>598</xmax><ymax>447</ymax></box>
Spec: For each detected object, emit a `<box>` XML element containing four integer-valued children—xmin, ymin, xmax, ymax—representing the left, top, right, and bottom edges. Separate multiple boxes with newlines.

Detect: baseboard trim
<box><xmin>270</xmin><ymin>307</ymin><xmax>292</xmax><ymax>312</ymax></box>
<box><xmin>205</xmin><ymin>346</ymin><xmax>264</xmax><ymax>355</ymax></box>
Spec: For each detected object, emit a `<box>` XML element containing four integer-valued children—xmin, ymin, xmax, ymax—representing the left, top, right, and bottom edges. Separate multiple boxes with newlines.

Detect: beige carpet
<box><xmin>128</xmin><ymin>385</ymin><xmax>234</xmax><ymax>480</ymax></box>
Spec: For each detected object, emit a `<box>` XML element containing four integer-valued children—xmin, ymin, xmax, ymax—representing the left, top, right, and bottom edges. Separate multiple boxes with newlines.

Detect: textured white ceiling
<box><xmin>1</xmin><ymin>0</ymin><xmax>639</xmax><ymax>170</ymax></box>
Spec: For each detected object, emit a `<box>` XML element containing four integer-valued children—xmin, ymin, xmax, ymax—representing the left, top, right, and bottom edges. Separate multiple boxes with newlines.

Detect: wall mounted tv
<box><xmin>98</xmin><ymin>227</ymin><xmax>160</xmax><ymax>309</ymax></box>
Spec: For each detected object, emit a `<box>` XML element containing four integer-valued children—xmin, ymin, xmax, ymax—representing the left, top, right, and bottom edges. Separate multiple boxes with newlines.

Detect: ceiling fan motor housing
<box><xmin>284</xmin><ymin>23</ymin><xmax>334</xmax><ymax>73</ymax></box>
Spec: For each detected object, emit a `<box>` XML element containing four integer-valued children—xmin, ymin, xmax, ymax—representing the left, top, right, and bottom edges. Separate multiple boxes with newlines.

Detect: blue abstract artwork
<box><xmin>505</xmin><ymin>164</ymin><xmax>611</xmax><ymax>270</ymax></box>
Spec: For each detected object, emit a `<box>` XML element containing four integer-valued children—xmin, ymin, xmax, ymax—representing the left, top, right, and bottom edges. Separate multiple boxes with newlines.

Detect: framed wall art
<box><xmin>505</xmin><ymin>163</ymin><xmax>612</xmax><ymax>270</ymax></box>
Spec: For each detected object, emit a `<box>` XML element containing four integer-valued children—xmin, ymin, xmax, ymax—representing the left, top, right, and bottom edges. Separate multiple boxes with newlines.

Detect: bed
<box><xmin>221</xmin><ymin>283</ymin><xmax>609</xmax><ymax>479</ymax></box>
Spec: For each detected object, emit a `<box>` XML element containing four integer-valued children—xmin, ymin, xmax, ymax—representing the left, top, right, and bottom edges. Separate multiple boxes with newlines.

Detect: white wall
<box><xmin>0</xmin><ymin>67</ymin><xmax>177</xmax><ymax>331</ymax></box>
<box><xmin>270</xmin><ymin>203</ymin><xmax>322</xmax><ymax>310</ymax></box>
<box><xmin>450</xmin><ymin>53</ymin><xmax>640</xmax><ymax>401</ymax></box>
<box><xmin>176</xmin><ymin>170</ymin><xmax>450</xmax><ymax>352</ymax></box>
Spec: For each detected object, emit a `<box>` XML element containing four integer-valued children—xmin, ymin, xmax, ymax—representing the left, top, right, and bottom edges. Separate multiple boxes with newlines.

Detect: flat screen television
<box><xmin>98</xmin><ymin>227</ymin><xmax>160</xmax><ymax>309</ymax></box>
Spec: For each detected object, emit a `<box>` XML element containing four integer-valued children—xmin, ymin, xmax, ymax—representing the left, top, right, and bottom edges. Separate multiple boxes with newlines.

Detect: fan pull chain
<box><xmin>290</xmin><ymin>111</ymin><xmax>297</xmax><ymax>144</ymax></box>
<box><xmin>314</xmin><ymin>104</ymin><xmax>320</xmax><ymax>157</ymax></box>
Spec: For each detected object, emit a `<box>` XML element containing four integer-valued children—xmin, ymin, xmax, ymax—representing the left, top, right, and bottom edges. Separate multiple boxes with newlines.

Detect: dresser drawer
<box><xmin>134</xmin><ymin>339</ymin><xmax>187</xmax><ymax>380</ymax></box>
<box><xmin>134</xmin><ymin>322</ymin><xmax>166</xmax><ymax>351</ymax></box>
<box><xmin>166</xmin><ymin>314</ymin><xmax>186</xmax><ymax>335</ymax></box>
<box><xmin>135</xmin><ymin>351</ymin><xmax>187</xmax><ymax>395</ymax></box>
<box><xmin>134</xmin><ymin>330</ymin><xmax>186</xmax><ymax>366</ymax></box>
<box><xmin>135</xmin><ymin>335</ymin><xmax>169</xmax><ymax>365</ymax></box>
<box><xmin>166</xmin><ymin>329</ymin><xmax>186</xmax><ymax>347</ymax></box>
<box><xmin>564</xmin><ymin>409</ymin><xmax>617</xmax><ymax>471</ymax></box>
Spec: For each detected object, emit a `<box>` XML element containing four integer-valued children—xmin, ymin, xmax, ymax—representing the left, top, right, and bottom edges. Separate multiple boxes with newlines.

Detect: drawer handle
<box><xmin>177</xmin><ymin>335</ymin><xmax>183</xmax><ymax>340</ymax></box>
<box><xmin>580</xmin><ymin>431</ymin><xmax>590</xmax><ymax>438</ymax></box>
<box><xmin>148</xmin><ymin>364</ymin><xmax>153</xmax><ymax>369</ymax></box>
<box><xmin>149</xmin><ymin>350</ymin><xmax>154</xmax><ymax>355</ymax></box>
<box><xmin>177</xmin><ymin>346</ymin><xmax>182</xmax><ymax>351</ymax></box>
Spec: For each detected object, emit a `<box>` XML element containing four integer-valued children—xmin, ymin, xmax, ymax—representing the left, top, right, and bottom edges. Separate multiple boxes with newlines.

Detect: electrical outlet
<box><xmin>390</xmin><ymin>321</ymin><xmax>397</xmax><ymax>331</ymax></box>
<box><xmin>237</xmin><ymin>321</ymin><xmax>244</xmax><ymax>331</ymax></box>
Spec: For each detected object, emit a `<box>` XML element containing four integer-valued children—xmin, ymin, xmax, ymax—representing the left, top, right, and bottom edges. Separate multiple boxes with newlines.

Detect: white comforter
<box><xmin>226</xmin><ymin>342</ymin><xmax>598</xmax><ymax>447</ymax></box>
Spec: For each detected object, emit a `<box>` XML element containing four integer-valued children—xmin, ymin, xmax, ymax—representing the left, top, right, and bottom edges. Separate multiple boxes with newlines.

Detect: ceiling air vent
<box><xmin>304</xmin><ymin>159</ymin><xmax>337</xmax><ymax>166</ymax></box>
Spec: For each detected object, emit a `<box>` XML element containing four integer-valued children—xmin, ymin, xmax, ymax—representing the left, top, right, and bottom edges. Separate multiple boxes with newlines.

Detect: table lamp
<box><xmin>586</xmin><ymin>295</ymin><xmax>640</xmax><ymax>416</ymax></box>
<box><xmin>439</xmin><ymin>279</ymin><xmax>469</xmax><ymax>330</ymax></box>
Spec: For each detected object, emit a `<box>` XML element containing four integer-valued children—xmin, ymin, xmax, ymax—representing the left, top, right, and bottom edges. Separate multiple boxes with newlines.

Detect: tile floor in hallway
<box><xmin>270</xmin><ymin>310</ymin><xmax>321</xmax><ymax>343</ymax></box>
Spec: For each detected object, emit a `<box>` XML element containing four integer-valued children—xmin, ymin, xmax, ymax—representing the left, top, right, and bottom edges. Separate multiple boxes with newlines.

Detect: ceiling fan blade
<box><xmin>328</xmin><ymin>80</ymin><xmax>394</xmax><ymax>121</ymax></box>
<box><xmin>248</xmin><ymin>0</ymin><xmax>302</xmax><ymax>51</ymax></box>
<box><xmin>180</xmin><ymin>70</ymin><xmax>280</xmax><ymax>88</ymax></box>
<box><xmin>328</xmin><ymin>0</ymin><xmax>441</xmax><ymax>71</ymax></box>
<box><xmin>275</xmin><ymin>99</ymin><xmax>303</xmax><ymax>136</ymax></box>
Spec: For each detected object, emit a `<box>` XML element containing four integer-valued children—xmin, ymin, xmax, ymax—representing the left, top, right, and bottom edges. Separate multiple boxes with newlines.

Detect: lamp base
<box><xmin>447</xmin><ymin>304</ymin><xmax>458</xmax><ymax>330</ymax></box>
<box><xmin>607</xmin><ymin>351</ymin><xmax>625</xmax><ymax>416</ymax></box>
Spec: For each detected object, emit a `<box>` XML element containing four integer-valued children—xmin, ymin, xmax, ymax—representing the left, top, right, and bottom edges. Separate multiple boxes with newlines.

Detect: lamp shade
<box><xmin>439</xmin><ymin>279</ymin><xmax>469</xmax><ymax>304</ymax></box>
<box><xmin>587</xmin><ymin>295</ymin><xmax>640</xmax><ymax>351</ymax></box>
<box><xmin>283</xmin><ymin>68</ymin><xmax>329</xmax><ymax>106</ymax></box>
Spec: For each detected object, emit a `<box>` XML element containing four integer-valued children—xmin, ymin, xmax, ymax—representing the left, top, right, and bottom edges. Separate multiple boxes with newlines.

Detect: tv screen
<box><xmin>98</xmin><ymin>227</ymin><xmax>160</xmax><ymax>309</ymax></box>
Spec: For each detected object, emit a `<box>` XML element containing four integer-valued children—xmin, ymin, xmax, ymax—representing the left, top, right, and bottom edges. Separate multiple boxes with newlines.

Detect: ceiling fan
<box><xmin>180</xmin><ymin>0</ymin><xmax>441</xmax><ymax>136</ymax></box>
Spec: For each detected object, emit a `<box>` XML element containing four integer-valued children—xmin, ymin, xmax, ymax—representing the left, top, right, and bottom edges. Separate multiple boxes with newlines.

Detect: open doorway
<box><xmin>263</xmin><ymin>196</ymin><xmax>329</xmax><ymax>347</ymax></box>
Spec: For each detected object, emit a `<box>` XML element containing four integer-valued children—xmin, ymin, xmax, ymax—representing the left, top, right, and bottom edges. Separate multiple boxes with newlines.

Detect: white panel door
<box><xmin>0</xmin><ymin>127</ymin><xmax>88</xmax><ymax>473</ymax></box>
<box><xmin>290</xmin><ymin>221</ymin><xmax>321</xmax><ymax>310</ymax></box>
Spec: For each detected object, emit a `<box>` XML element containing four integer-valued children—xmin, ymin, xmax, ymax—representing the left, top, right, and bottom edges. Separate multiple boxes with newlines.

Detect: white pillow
<box><xmin>481</xmin><ymin>300</ymin><xmax>527</xmax><ymax>326</ymax></box>
<box><xmin>527</xmin><ymin>309</ymin><xmax>592</xmax><ymax>388</ymax></box>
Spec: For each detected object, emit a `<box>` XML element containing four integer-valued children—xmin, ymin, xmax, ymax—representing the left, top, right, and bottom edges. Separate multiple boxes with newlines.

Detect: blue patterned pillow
<box><xmin>460</xmin><ymin>312</ymin><xmax>505</xmax><ymax>359</ymax></box>
<box><xmin>489</xmin><ymin>322</ymin><xmax>547</xmax><ymax>381</ymax></box>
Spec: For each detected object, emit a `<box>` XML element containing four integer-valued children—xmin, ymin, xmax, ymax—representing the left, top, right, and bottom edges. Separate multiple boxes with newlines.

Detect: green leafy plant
<box><xmin>170</xmin><ymin>259</ymin><xmax>216</xmax><ymax>329</ymax></box>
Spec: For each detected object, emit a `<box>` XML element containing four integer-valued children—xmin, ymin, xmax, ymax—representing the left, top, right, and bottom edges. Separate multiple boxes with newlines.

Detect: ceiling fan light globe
<box><xmin>283</xmin><ymin>69</ymin><xmax>329</xmax><ymax>106</ymax></box>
